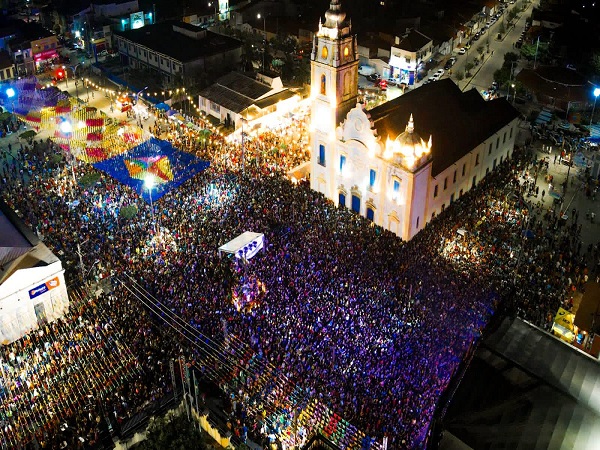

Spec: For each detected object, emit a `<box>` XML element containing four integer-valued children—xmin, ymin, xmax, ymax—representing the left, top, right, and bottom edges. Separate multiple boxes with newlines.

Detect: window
<box><xmin>318</xmin><ymin>144</ymin><xmax>326</xmax><ymax>166</ymax></box>
<box><xmin>143</xmin><ymin>50</ymin><xmax>147</xmax><ymax>57</ymax></box>
<box><xmin>462</xmin><ymin>164</ymin><xmax>466</xmax><ymax>177</ymax></box>
<box><xmin>441</xmin><ymin>204</ymin><xmax>446</xmax><ymax>212</ymax></box>
<box><xmin>485</xmin><ymin>167</ymin><xmax>489</xmax><ymax>176</ymax></box>
<box><xmin>344</xmin><ymin>46</ymin><xmax>349</xmax><ymax>57</ymax></box>
<box><xmin>475</xmin><ymin>154</ymin><xmax>480</xmax><ymax>166</ymax></box>
<box><xmin>369</xmin><ymin>169</ymin><xmax>376</xmax><ymax>188</ymax></box>
<box><xmin>405</xmin><ymin>57</ymin><xmax>411</xmax><ymax>64</ymax></box>
<box><xmin>209</xmin><ymin>101</ymin><xmax>220</xmax><ymax>113</ymax></box>
<box><xmin>320</xmin><ymin>74</ymin><xmax>326</xmax><ymax>95</ymax></box>
<box><xmin>416</xmin><ymin>216</ymin><xmax>420</xmax><ymax>228</ymax></box>
<box><xmin>351</xmin><ymin>195</ymin><xmax>360</xmax><ymax>213</ymax></box>
<box><xmin>453</xmin><ymin>170</ymin><xmax>457</xmax><ymax>183</ymax></box>
<box><xmin>488</xmin><ymin>143</ymin><xmax>492</xmax><ymax>155</ymax></box>
<box><xmin>496</xmin><ymin>137</ymin><xmax>499</xmax><ymax>149</ymax></box>
<box><xmin>493</xmin><ymin>158</ymin><xmax>497</xmax><ymax>169</ymax></box>
<box><xmin>200</xmin><ymin>98</ymin><xmax>206</xmax><ymax>107</ymax></box>
<box><xmin>450</xmin><ymin>193</ymin><xmax>455</xmax><ymax>203</ymax></box>
<box><xmin>503</xmin><ymin>132</ymin><xmax>506</xmax><ymax>143</ymax></box>
<box><xmin>393</xmin><ymin>179</ymin><xmax>400</xmax><ymax>198</ymax></box>
<box><xmin>434</xmin><ymin>184</ymin><xmax>439</xmax><ymax>197</ymax></box>
<box><xmin>472</xmin><ymin>175</ymin><xmax>477</xmax><ymax>188</ymax></box>
<box><xmin>339</xmin><ymin>155</ymin><xmax>346</xmax><ymax>172</ymax></box>
<box><xmin>339</xmin><ymin>192</ymin><xmax>346</xmax><ymax>207</ymax></box>
<box><xmin>510</xmin><ymin>127</ymin><xmax>513</xmax><ymax>139</ymax></box>
<box><xmin>321</xmin><ymin>46</ymin><xmax>328</xmax><ymax>59</ymax></box>
<box><xmin>443</xmin><ymin>177</ymin><xmax>448</xmax><ymax>190</ymax></box>
<box><xmin>366</xmin><ymin>207</ymin><xmax>375</xmax><ymax>221</ymax></box>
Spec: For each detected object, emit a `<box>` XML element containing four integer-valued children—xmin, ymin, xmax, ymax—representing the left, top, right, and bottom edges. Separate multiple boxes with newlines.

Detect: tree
<box><xmin>464</xmin><ymin>62</ymin><xmax>474</xmax><ymax>77</ymax></box>
<box><xmin>477</xmin><ymin>45</ymin><xmax>484</xmax><ymax>57</ymax></box>
<box><xmin>493</xmin><ymin>67</ymin><xmax>512</xmax><ymax>87</ymax></box>
<box><xmin>455</xmin><ymin>70</ymin><xmax>465</xmax><ymax>82</ymax></box>
<box><xmin>504</xmin><ymin>52</ymin><xmax>519</xmax><ymax>65</ymax></box>
<box><xmin>135</xmin><ymin>414</ymin><xmax>208</xmax><ymax>450</ymax></box>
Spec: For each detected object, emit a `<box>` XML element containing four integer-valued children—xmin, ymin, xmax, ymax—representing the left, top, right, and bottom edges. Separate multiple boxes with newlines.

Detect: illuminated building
<box><xmin>310</xmin><ymin>0</ymin><xmax>520</xmax><ymax>241</ymax></box>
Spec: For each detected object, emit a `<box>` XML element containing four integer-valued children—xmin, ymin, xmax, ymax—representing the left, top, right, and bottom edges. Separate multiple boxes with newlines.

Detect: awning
<box><xmin>218</xmin><ymin>232</ymin><xmax>264</xmax><ymax>261</ymax></box>
<box><xmin>156</xmin><ymin>103</ymin><xmax>170</xmax><ymax>111</ymax></box>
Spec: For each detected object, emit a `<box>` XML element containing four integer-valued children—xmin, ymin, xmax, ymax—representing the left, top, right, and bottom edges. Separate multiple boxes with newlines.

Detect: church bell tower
<box><xmin>310</xmin><ymin>0</ymin><xmax>359</xmax><ymax>195</ymax></box>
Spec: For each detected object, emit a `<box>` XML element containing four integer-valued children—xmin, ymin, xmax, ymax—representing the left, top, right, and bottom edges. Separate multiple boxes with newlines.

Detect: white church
<box><xmin>309</xmin><ymin>0</ymin><xmax>521</xmax><ymax>241</ymax></box>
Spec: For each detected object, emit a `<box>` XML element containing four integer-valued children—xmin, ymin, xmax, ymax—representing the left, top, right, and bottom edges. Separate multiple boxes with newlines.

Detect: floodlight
<box><xmin>59</xmin><ymin>120</ymin><xmax>72</xmax><ymax>133</ymax></box>
<box><xmin>144</xmin><ymin>175</ymin><xmax>155</xmax><ymax>189</ymax></box>
<box><xmin>594</xmin><ymin>88</ymin><xmax>600</xmax><ymax>98</ymax></box>
<box><xmin>6</xmin><ymin>87</ymin><xmax>15</xmax><ymax>98</ymax></box>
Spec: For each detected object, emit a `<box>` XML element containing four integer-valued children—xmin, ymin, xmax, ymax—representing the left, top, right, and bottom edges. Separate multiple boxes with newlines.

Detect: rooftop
<box><xmin>395</xmin><ymin>29</ymin><xmax>431</xmax><ymax>52</ymax></box>
<box><xmin>367</xmin><ymin>79</ymin><xmax>520</xmax><ymax>176</ymax></box>
<box><xmin>0</xmin><ymin>199</ymin><xmax>59</xmax><ymax>285</ymax></box>
<box><xmin>199</xmin><ymin>71</ymin><xmax>295</xmax><ymax>114</ymax></box>
<box><xmin>114</xmin><ymin>20</ymin><xmax>242</xmax><ymax>63</ymax></box>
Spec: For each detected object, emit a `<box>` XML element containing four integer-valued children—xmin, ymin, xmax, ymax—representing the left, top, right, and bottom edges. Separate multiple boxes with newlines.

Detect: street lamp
<box><xmin>144</xmin><ymin>175</ymin><xmax>157</xmax><ymax>233</ymax></box>
<box><xmin>257</xmin><ymin>13</ymin><xmax>266</xmax><ymax>71</ymax></box>
<box><xmin>511</xmin><ymin>83</ymin><xmax>516</xmax><ymax>105</ymax></box>
<box><xmin>6</xmin><ymin>87</ymin><xmax>16</xmax><ymax>113</ymax></box>
<box><xmin>69</xmin><ymin>63</ymin><xmax>83</xmax><ymax>98</ymax></box>
<box><xmin>590</xmin><ymin>87</ymin><xmax>600</xmax><ymax>127</ymax></box>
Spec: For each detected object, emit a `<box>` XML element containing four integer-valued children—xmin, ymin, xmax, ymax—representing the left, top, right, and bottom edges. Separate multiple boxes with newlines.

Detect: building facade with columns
<box><xmin>310</xmin><ymin>0</ymin><xmax>520</xmax><ymax>241</ymax></box>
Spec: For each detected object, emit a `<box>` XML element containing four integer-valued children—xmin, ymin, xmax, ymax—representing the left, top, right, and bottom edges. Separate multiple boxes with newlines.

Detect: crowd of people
<box><xmin>0</xmin><ymin>109</ymin><xmax>597</xmax><ymax>450</ymax></box>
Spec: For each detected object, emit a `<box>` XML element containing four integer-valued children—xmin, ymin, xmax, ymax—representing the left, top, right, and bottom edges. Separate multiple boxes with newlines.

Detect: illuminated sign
<box><xmin>130</xmin><ymin>12</ymin><xmax>144</xmax><ymax>29</ymax></box>
<box><xmin>29</xmin><ymin>277</ymin><xmax>60</xmax><ymax>299</ymax></box>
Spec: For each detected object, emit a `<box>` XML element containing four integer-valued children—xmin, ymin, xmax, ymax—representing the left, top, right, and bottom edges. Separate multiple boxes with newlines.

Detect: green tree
<box><xmin>136</xmin><ymin>414</ymin><xmax>208</xmax><ymax>450</ymax></box>
<box><xmin>504</xmin><ymin>52</ymin><xmax>519</xmax><ymax>65</ymax></box>
<box><xmin>477</xmin><ymin>45</ymin><xmax>484</xmax><ymax>57</ymax></box>
<box><xmin>493</xmin><ymin>67</ymin><xmax>512</xmax><ymax>87</ymax></box>
<box><xmin>455</xmin><ymin>70</ymin><xmax>465</xmax><ymax>82</ymax></box>
<box><xmin>464</xmin><ymin>62</ymin><xmax>474</xmax><ymax>76</ymax></box>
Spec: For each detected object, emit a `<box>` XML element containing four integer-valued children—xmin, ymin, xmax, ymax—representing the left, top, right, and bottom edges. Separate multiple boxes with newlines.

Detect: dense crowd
<box><xmin>0</xmin><ymin>115</ymin><xmax>597</xmax><ymax>449</ymax></box>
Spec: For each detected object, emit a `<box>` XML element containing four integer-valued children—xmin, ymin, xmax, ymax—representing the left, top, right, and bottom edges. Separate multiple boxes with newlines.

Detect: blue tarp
<box><xmin>156</xmin><ymin>103</ymin><xmax>170</xmax><ymax>111</ymax></box>
<box><xmin>92</xmin><ymin>137</ymin><xmax>209</xmax><ymax>203</ymax></box>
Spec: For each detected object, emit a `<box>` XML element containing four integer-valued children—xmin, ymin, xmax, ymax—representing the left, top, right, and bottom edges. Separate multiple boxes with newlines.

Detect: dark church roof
<box><xmin>367</xmin><ymin>79</ymin><xmax>520</xmax><ymax>176</ymax></box>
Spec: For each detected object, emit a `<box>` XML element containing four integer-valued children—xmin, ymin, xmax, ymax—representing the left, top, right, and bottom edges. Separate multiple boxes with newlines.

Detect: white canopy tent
<box><xmin>218</xmin><ymin>232</ymin><xmax>265</xmax><ymax>261</ymax></box>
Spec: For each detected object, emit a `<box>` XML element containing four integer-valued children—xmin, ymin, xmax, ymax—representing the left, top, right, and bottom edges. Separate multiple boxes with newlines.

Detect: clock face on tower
<box><xmin>344</xmin><ymin>47</ymin><xmax>349</xmax><ymax>57</ymax></box>
<box><xmin>321</xmin><ymin>46</ymin><xmax>328</xmax><ymax>60</ymax></box>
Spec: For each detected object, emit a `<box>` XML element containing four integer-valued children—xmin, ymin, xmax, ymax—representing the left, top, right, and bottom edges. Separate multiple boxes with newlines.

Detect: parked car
<box><xmin>99</xmin><ymin>50</ymin><xmax>109</xmax><ymax>57</ymax></box>
<box><xmin>458</xmin><ymin>48</ymin><xmax>466</xmax><ymax>55</ymax></box>
<box><xmin>434</xmin><ymin>69</ymin><xmax>445</xmax><ymax>78</ymax></box>
<box><xmin>385</xmin><ymin>78</ymin><xmax>397</xmax><ymax>86</ymax></box>
<box><xmin>358</xmin><ymin>65</ymin><xmax>376</xmax><ymax>76</ymax></box>
<box><xmin>366</xmin><ymin>73</ymin><xmax>380</xmax><ymax>82</ymax></box>
<box><xmin>444</xmin><ymin>58</ymin><xmax>456</xmax><ymax>70</ymax></box>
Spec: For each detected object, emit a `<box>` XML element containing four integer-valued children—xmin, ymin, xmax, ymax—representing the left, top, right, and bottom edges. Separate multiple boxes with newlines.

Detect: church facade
<box><xmin>309</xmin><ymin>0</ymin><xmax>521</xmax><ymax>241</ymax></box>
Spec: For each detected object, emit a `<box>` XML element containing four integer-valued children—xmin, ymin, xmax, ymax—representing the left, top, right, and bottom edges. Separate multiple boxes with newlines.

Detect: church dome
<box><xmin>324</xmin><ymin>0</ymin><xmax>348</xmax><ymax>28</ymax></box>
<box><xmin>384</xmin><ymin>114</ymin><xmax>432</xmax><ymax>170</ymax></box>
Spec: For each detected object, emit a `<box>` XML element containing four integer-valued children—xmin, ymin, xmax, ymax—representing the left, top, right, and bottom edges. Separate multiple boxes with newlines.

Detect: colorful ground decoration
<box><xmin>92</xmin><ymin>137</ymin><xmax>210</xmax><ymax>202</ymax></box>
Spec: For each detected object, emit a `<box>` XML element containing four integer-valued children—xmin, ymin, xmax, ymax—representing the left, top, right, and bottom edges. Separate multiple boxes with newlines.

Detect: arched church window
<box><xmin>344</xmin><ymin>46</ymin><xmax>349</xmax><ymax>57</ymax></box>
<box><xmin>321</xmin><ymin>46</ymin><xmax>328</xmax><ymax>59</ymax></box>
<box><xmin>321</xmin><ymin>74</ymin><xmax>326</xmax><ymax>95</ymax></box>
<box><xmin>344</xmin><ymin>72</ymin><xmax>350</xmax><ymax>95</ymax></box>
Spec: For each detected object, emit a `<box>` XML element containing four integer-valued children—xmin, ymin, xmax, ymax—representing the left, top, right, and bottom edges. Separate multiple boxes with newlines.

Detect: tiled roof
<box><xmin>367</xmin><ymin>79</ymin><xmax>520</xmax><ymax>176</ymax></box>
<box><xmin>199</xmin><ymin>72</ymin><xmax>272</xmax><ymax>113</ymax></box>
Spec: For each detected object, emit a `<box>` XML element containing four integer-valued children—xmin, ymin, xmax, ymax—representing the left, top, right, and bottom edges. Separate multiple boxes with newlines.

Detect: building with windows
<box><xmin>310</xmin><ymin>0</ymin><xmax>520</xmax><ymax>241</ymax></box>
<box><xmin>388</xmin><ymin>29</ymin><xmax>432</xmax><ymax>86</ymax></box>
<box><xmin>6</xmin><ymin>21</ymin><xmax>60</xmax><ymax>76</ymax></box>
<box><xmin>198</xmin><ymin>71</ymin><xmax>299</xmax><ymax>129</ymax></box>
<box><xmin>114</xmin><ymin>20</ymin><xmax>242</xmax><ymax>86</ymax></box>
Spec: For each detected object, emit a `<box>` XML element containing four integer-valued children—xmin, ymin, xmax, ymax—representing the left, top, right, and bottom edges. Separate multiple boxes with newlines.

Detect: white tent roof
<box><xmin>218</xmin><ymin>232</ymin><xmax>264</xmax><ymax>259</ymax></box>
